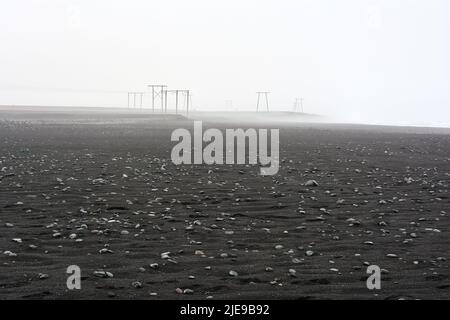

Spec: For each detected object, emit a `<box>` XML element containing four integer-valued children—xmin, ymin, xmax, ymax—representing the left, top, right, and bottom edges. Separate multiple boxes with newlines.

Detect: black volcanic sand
<box><xmin>0</xmin><ymin>111</ymin><xmax>450</xmax><ymax>300</ymax></box>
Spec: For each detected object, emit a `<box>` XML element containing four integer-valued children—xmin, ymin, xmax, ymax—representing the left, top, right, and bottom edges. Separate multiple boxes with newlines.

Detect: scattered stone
<box><xmin>305</xmin><ymin>250</ymin><xmax>314</xmax><ymax>257</ymax></box>
<box><xmin>3</xmin><ymin>251</ymin><xmax>17</xmax><ymax>257</ymax></box>
<box><xmin>161</xmin><ymin>252</ymin><xmax>171</xmax><ymax>259</ymax></box>
<box><xmin>93</xmin><ymin>270</ymin><xmax>114</xmax><ymax>278</ymax></box>
<box><xmin>183</xmin><ymin>288</ymin><xmax>194</xmax><ymax>294</ymax></box>
<box><xmin>229</xmin><ymin>270</ymin><xmax>239</xmax><ymax>277</ymax></box>
<box><xmin>99</xmin><ymin>248</ymin><xmax>114</xmax><ymax>254</ymax></box>
<box><xmin>305</xmin><ymin>180</ymin><xmax>319</xmax><ymax>187</ymax></box>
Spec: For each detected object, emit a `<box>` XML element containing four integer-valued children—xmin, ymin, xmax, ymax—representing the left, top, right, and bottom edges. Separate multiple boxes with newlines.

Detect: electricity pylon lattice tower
<box><xmin>127</xmin><ymin>92</ymin><xmax>144</xmax><ymax>108</ymax></box>
<box><xmin>294</xmin><ymin>97</ymin><xmax>304</xmax><ymax>113</ymax></box>
<box><xmin>147</xmin><ymin>85</ymin><xmax>167</xmax><ymax>112</ymax></box>
<box><xmin>161</xmin><ymin>89</ymin><xmax>190</xmax><ymax>115</ymax></box>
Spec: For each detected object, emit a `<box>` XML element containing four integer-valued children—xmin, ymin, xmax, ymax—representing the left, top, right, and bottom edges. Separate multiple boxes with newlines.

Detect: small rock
<box><xmin>99</xmin><ymin>248</ymin><xmax>114</xmax><ymax>254</ymax></box>
<box><xmin>305</xmin><ymin>250</ymin><xmax>314</xmax><ymax>257</ymax></box>
<box><xmin>229</xmin><ymin>270</ymin><xmax>239</xmax><ymax>277</ymax></box>
<box><xmin>183</xmin><ymin>288</ymin><xmax>194</xmax><ymax>294</ymax></box>
<box><xmin>161</xmin><ymin>252</ymin><xmax>171</xmax><ymax>259</ymax></box>
<box><xmin>38</xmin><ymin>273</ymin><xmax>49</xmax><ymax>280</ymax></box>
<box><xmin>3</xmin><ymin>251</ymin><xmax>17</xmax><ymax>257</ymax></box>
<box><xmin>93</xmin><ymin>270</ymin><xmax>114</xmax><ymax>278</ymax></box>
<box><xmin>305</xmin><ymin>180</ymin><xmax>319</xmax><ymax>187</ymax></box>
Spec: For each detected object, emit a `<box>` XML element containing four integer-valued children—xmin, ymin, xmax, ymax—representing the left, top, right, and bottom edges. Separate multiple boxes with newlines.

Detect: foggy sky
<box><xmin>1</xmin><ymin>0</ymin><xmax>450</xmax><ymax>126</ymax></box>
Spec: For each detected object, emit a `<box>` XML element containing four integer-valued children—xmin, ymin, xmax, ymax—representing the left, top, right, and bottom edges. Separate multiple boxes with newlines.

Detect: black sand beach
<box><xmin>1</xmin><ymin>107</ymin><xmax>449</xmax><ymax>299</ymax></box>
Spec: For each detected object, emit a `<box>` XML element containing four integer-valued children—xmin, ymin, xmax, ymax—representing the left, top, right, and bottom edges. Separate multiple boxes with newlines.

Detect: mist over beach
<box><xmin>1</xmin><ymin>0</ymin><xmax>450</xmax><ymax>127</ymax></box>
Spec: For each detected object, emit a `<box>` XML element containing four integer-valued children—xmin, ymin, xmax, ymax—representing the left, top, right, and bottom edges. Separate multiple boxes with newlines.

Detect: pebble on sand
<box><xmin>93</xmin><ymin>270</ymin><xmax>114</xmax><ymax>278</ymax></box>
<box><xmin>3</xmin><ymin>251</ymin><xmax>17</xmax><ymax>257</ymax></box>
<box><xmin>38</xmin><ymin>273</ymin><xmax>49</xmax><ymax>280</ymax></box>
<box><xmin>229</xmin><ymin>270</ymin><xmax>239</xmax><ymax>277</ymax></box>
<box><xmin>161</xmin><ymin>252</ymin><xmax>171</xmax><ymax>259</ymax></box>
<box><xmin>305</xmin><ymin>180</ymin><xmax>319</xmax><ymax>187</ymax></box>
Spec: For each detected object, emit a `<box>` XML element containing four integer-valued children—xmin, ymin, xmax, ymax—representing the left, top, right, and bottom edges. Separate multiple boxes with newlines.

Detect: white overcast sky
<box><xmin>1</xmin><ymin>0</ymin><xmax>449</xmax><ymax>126</ymax></box>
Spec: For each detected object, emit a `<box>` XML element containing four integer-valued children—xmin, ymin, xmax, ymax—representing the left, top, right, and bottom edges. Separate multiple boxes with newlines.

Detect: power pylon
<box><xmin>294</xmin><ymin>97</ymin><xmax>304</xmax><ymax>113</ymax></box>
<box><xmin>161</xmin><ymin>89</ymin><xmax>190</xmax><ymax>115</ymax></box>
<box><xmin>128</xmin><ymin>92</ymin><xmax>144</xmax><ymax>108</ymax></box>
<box><xmin>185</xmin><ymin>90</ymin><xmax>190</xmax><ymax>115</ymax></box>
<box><xmin>147</xmin><ymin>85</ymin><xmax>167</xmax><ymax>112</ymax></box>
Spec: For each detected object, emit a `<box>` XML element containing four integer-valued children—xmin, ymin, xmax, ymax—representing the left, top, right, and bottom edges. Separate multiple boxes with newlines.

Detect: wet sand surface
<box><xmin>1</xmin><ymin>108</ymin><xmax>449</xmax><ymax>300</ymax></box>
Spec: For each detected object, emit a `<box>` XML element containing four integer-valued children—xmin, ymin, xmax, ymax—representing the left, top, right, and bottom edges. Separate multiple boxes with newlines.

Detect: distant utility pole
<box><xmin>161</xmin><ymin>89</ymin><xmax>190</xmax><ymax>115</ymax></box>
<box><xmin>256</xmin><ymin>92</ymin><xmax>270</xmax><ymax>112</ymax></box>
<box><xmin>147</xmin><ymin>85</ymin><xmax>167</xmax><ymax>112</ymax></box>
<box><xmin>186</xmin><ymin>90</ymin><xmax>190</xmax><ymax>115</ymax></box>
<box><xmin>163</xmin><ymin>90</ymin><xmax>180</xmax><ymax>114</ymax></box>
<box><xmin>294</xmin><ymin>97</ymin><xmax>304</xmax><ymax>113</ymax></box>
<box><xmin>127</xmin><ymin>92</ymin><xmax>144</xmax><ymax>108</ymax></box>
<box><xmin>188</xmin><ymin>93</ymin><xmax>193</xmax><ymax>112</ymax></box>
